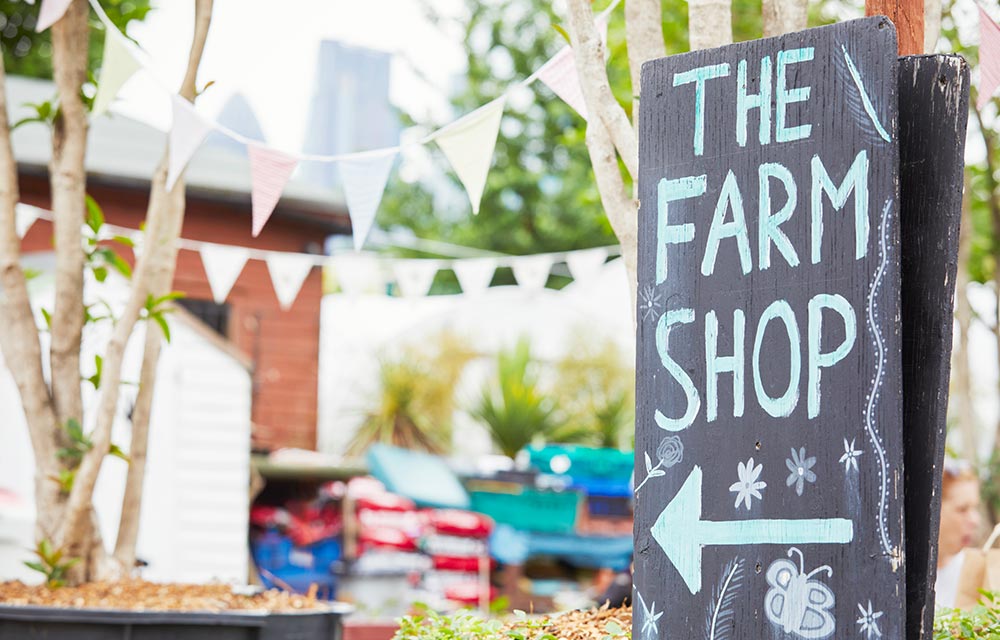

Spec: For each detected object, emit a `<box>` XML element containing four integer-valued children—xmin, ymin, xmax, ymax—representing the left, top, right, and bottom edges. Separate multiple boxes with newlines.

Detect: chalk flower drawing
<box><xmin>856</xmin><ymin>601</ymin><xmax>883</xmax><ymax>639</ymax></box>
<box><xmin>839</xmin><ymin>438</ymin><xmax>863</xmax><ymax>473</ymax></box>
<box><xmin>635</xmin><ymin>436</ymin><xmax>683</xmax><ymax>492</ymax></box>
<box><xmin>705</xmin><ymin>556</ymin><xmax>744</xmax><ymax>640</ymax></box>
<box><xmin>635</xmin><ymin>589</ymin><xmax>663</xmax><ymax>640</ymax></box>
<box><xmin>639</xmin><ymin>284</ymin><xmax>663</xmax><ymax>323</ymax></box>
<box><xmin>764</xmin><ymin>547</ymin><xmax>836</xmax><ymax>639</ymax></box>
<box><xmin>786</xmin><ymin>447</ymin><xmax>817</xmax><ymax>496</ymax></box>
<box><xmin>729</xmin><ymin>457</ymin><xmax>766</xmax><ymax>510</ymax></box>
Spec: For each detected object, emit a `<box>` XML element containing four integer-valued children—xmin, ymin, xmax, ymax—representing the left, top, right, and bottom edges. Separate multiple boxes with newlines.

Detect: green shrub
<box><xmin>935</xmin><ymin>592</ymin><xmax>1000</xmax><ymax>639</ymax></box>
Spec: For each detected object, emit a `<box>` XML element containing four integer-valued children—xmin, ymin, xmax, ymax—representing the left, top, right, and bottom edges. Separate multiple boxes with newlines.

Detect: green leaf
<box><xmin>552</xmin><ymin>24</ymin><xmax>571</xmax><ymax>44</ymax></box>
<box><xmin>93</xmin><ymin>266</ymin><xmax>108</xmax><ymax>283</ymax></box>
<box><xmin>65</xmin><ymin>418</ymin><xmax>84</xmax><ymax>441</ymax></box>
<box><xmin>38</xmin><ymin>539</ymin><xmax>52</xmax><ymax>560</ymax></box>
<box><xmin>22</xmin><ymin>268</ymin><xmax>43</xmax><ymax>281</ymax></box>
<box><xmin>98</xmin><ymin>248</ymin><xmax>132</xmax><ymax>278</ymax></box>
<box><xmin>108</xmin><ymin>443</ymin><xmax>130</xmax><ymax>463</ymax></box>
<box><xmin>111</xmin><ymin>235</ymin><xmax>135</xmax><ymax>248</ymax></box>
<box><xmin>85</xmin><ymin>195</ymin><xmax>105</xmax><ymax>234</ymax></box>
<box><xmin>23</xmin><ymin>561</ymin><xmax>47</xmax><ymax>574</ymax></box>
<box><xmin>153</xmin><ymin>313</ymin><xmax>171</xmax><ymax>343</ymax></box>
<box><xmin>41</xmin><ymin>308</ymin><xmax>52</xmax><ymax>330</ymax></box>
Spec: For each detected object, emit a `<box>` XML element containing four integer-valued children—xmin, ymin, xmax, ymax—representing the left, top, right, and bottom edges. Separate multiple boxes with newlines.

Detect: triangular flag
<box><xmin>979</xmin><ymin>6</ymin><xmax>1000</xmax><ymax>110</ymax></box>
<box><xmin>266</xmin><ymin>253</ymin><xmax>314</xmax><ymax>310</ymax></box>
<box><xmin>434</xmin><ymin>97</ymin><xmax>506</xmax><ymax>214</ymax></box>
<box><xmin>453</xmin><ymin>257</ymin><xmax>497</xmax><ymax>296</ymax></box>
<box><xmin>36</xmin><ymin>0</ymin><xmax>72</xmax><ymax>32</ymax></box>
<box><xmin>14</xmin><ymin>204</ymin><xmax>40</xmax><ymax>238</ymax></box>
<box><xmin>248</xmin><ymin>143</ymin><xmax>299</xmax><ymax>237</ymax></box>
<box><xmin>166</xmin><ymin>96</ymin><xmax>213</xmax><ymax>191</ymax></box>
<box><xmin>92</xmin><ymin>30</ymin><xmax>142</xmax><ymax>117</ymax></box>
<box><xmin>537</xmin><ymin>46</ymin><xmax>589</xmax><ymax>120</ymax></box>
<box><xmin>511</xmin><ymin>254</ymin><xmax>554</xmax><ymax>293</ymax></box>
<box><xmin>331</xmin><ymin>253</ymin><xmax>383</xmax><ymax>295</ymax></box>
<box><xmin>393</xmin><ymin>260</ymin><xmax>440</xmax><ymax>297</ymax></box>
<box><xmin>339</xmin><ymin>151</ymin><xmax>397</xmax><ymax>251</ymax></box>
<box><xmin>566</xmin><ymin>246</ymin><xmax>609</xmax><ymax>284</ymax></box>
<box><xmin>199</xmin><ymin>244</ymin><xmax>249</xmax><ymax>304</ymax></box>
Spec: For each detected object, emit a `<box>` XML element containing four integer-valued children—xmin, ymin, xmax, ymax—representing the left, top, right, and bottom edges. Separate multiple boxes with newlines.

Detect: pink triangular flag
<box><xmin>537</xmin><ymin>46</ymin><xmax>589</xmax><ymax>120</ymax></box>
<box><xmin>36</xmin><ymin>0</ymin><xmax>73</xmax><ymax>32</ymax></box>
<box><xmin>339</xmin><ymin>151</ymin><xmax>397</xmax><ymax>251</ymax></box>
<box><xmin>166</xmin><ymin>96</ymin><xmax>213</xmax><ymax>191</ymax></box>
<box><xmin>979</xmin><ymin>6</ymin><xmax>1000</xmax><ymax>110</ymax></box>
<box><xmin>248</xmin><ymin>143</ymin><xmax>299</xmax><ymax>237</ymax></box>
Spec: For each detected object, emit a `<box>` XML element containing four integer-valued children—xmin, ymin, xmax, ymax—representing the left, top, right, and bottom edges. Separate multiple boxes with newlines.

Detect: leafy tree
<box><xmin>1</xmin><ymin>0</ymin><xmax>151</xmax><ymax>78</ymax></box>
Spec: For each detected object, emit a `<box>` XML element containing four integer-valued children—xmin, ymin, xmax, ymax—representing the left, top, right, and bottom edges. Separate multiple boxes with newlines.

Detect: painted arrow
<box><xmin>651</xmin><ymin>466</ymin><xmax>854</xmax><ymax>595</ymax></box>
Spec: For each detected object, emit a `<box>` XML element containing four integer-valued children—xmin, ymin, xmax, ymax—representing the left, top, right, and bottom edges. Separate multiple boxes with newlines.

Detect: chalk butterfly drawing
<box><xmin>764</xmin><ymin>547</ymin><xmax>836</xmax><ymax>640</ymax></box>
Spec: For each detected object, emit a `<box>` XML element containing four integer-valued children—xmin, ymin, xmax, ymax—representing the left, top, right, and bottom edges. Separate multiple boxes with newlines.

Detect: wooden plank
<box><xmin>898</xmin><ymin>54</ymin><xmax>970</xmax><ymax>640</ymax></box>
<box><xmin>635</xmin><ymin>17</ymin><xmax>903</xmax><ymax>638</ymax></box>
<box><xmin>866</xmin><ymin>0</ymin><xmax>924</xmax><ymax>55</ymax></box>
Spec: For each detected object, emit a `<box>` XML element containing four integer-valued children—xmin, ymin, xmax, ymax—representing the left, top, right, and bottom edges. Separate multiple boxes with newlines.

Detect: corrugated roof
<box><xmin>6</xmin><ymin>75</ymin><xmax>349</xmax><ymax>229</ymax></box>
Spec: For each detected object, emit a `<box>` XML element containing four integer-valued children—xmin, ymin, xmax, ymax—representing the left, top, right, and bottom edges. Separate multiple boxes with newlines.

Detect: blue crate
<box><xmin>251</xmin><ymin>532</ymin><xmax>339</xmax><ymax>600</ymax></box>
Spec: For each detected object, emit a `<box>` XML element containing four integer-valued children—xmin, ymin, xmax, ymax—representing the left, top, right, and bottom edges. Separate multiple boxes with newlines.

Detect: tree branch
<box><xmin>49</xmin><ymin>0</ymin><xmax>90</xmax><ymax>429</ymax></box>
<box><xmin>688</xmin><ymin>0</ymin><xmax>733</xmax><ymax>49</ymax></box>
<box><xmin>0</xmin><ymin>46</ymin><xmax>62</xmax><ymax>496</ymax></box>
<box><xmin>762</xmin><ymin>0</ymin><xmax>807</xmax><ymax>38</ymax></box>
<box><xmin>565</xmin><ymin>0</ymin><xmax>639</xmax><ymax>181</ymax></box>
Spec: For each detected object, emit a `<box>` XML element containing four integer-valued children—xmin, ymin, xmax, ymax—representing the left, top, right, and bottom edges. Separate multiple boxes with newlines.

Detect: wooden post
<box><xmin>866</xmin><ymin>0</ymin><xmax>924</xmax><ymax>55</ymax></box>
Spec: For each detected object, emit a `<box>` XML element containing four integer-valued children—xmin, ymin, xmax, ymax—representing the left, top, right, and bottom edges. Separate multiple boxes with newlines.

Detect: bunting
<box><xmin>332</xmin><ymin>253</ymin><xmax>383</xmax><ymax>295</ymax></box>
<box><xmin>394</xmin><ymin>260</ymin><xmax>441</xmax><ymax>297</ymax></box>
<box><xmin>266</xmin><ymin>253</ymin><xmax>314</xmax><ymax>310</ymax></box>
<box><xmin>92</xmin><ymin>30</ymin><xmax>142</xmax><ymax>117</ymax></box>
<box><xmin>511</xmin><ymin>254</ymin><xmax>554</xmax><ymax>293</ymax></box>
<box><xmin>536</xmin><ymin>46</ymin><xmax>589</xmax><ymax>120</ymax></box>
<box><xmin>14</xmin><ymin>205</ymin><xmax>40</xmax><ymax>238</ymax></box>
<box><xmin>566</xmin><ymin>246</ymin><xmax>608</xmax><ymax>284</ymax></box>
<box><xmin>248</xmin><ymin>143</ymin><xmax>299</xmax><ymax>237</ymax></box>
<box><xmin>434</xmin><ymin>97</ymin><xmax>506</xmax><ymax>214</ymax></box>
<box><xmin>166</xmin><ymin>96</ymin><xmax>213</xmax><ymax>191</ymax></box>
<box><xmin>339</xmin><ymin>151</ymin><xmax>397</xmax><ymax>251</ymax></box>
<box><xmin>36</xmin><ymin>0</ymin><xmax>72</xmax><ymax>32</ymax></box>
<box><xmin>980</xmin><ymin>6</ymin><xmax>1000</xmax><ymax>110</ymax></box>
<box><xmin>200</xmin><ymin>244</ymin><xmax>249</xmax><ymax>304</ymax></box>
<box><xmin>453</xmin><ymin>257</ymin><xmax>498</xmax><ymax>296</ymax></box>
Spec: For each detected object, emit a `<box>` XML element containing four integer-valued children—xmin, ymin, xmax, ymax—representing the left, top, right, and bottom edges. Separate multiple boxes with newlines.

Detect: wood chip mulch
<box><xmin>509</xmin><ymin>604</ymin><xmax>632</xmax><ymax>640</ymax></box>
<box><xmin>0</xmin><ymin>580</ymin><xmax>329</xmax><ymax>613</ymax></box>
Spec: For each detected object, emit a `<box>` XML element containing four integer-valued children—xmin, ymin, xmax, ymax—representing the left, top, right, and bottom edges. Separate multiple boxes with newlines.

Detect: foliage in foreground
<box><xmin>935</xmin><ymin>592</ymin><xmax>1000</xmax><ymax>639</ymax></box>
<box><xmin>393</xmin><ymin>605</ymin><xmax>630</xmax><ymax>640</ymax></box>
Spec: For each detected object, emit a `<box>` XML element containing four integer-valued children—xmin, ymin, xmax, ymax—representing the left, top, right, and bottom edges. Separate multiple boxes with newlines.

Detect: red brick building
<box><xmin>10</xmin><ymin>75</ymin><xmax>349</xmax><ymax>451</ymax></box>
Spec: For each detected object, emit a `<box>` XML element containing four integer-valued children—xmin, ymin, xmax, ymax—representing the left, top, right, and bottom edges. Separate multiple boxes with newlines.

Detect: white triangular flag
<box><xmin>266</xmin><ymin>253</ymin><xmax>314</xmax><ymax>311</ymax></box>
<box><xmin>92</xmin><ymin>30</ymin><xmax>142</xmax><ymax>117</ymax></box>
<box><xmin>166</xmin><ymin>96</ymin><xmax>213</xmax><ymax>190</ymax></box>
<box><xmin>393</xmin><ymin>260</ymin><xmax>440</xmax><ymax>298</ymax></box>
<box><xmin>331</xmin><ymin>253</ymin><xmax>383</xmax><ymax>295</ymax></box>
<box><xmin>566</xmin><ymin>247</ymin><xmax>609</xmax><ymax>284</ymax></box>
<box><xmin>249</xmin><ymin>143</ymin><xmax>299</xmax><ymax>237</ymax></box>
<box><xmin>14</xmin><ymin>204</ymin><xmax>40</xmax><ymax>238</ymax></box>
<box><xmin>537</xmin><ymin>46</ymin><xmax>589</xmax><ymax>120</ymax></box>
<box><xmin>434</xmin><ymin>97</ymin><xmax>505</xmax><ymax>214</ymax></box>
<box><xmin>36</xmin><ymin>0</ymin><xmax>72</xmax><ymax>32</ymax></box>
<box><xmin>511</xmin><ymin>254</ymin><xmax>553</xmax><ymax>293</ymax></box>
<box><xmin>200</xmin><ymin>244</ymin><xmax>249</xmax><ymax>304</ymax></box>
<box><xmin>339</xmin><ymin>151</ymin><xmax>397</xmax><ymax>251</ymax></box>
<box><xmin>453</xmin><ymin>257</ymin><xmax>497</xmax><ymax>296</ymax></box>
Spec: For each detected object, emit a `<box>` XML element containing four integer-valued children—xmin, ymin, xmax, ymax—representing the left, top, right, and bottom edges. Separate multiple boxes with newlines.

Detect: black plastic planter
<box><xmin>0</xmin><ymin>603</ymin><xmax>351</xmax><ymax>639</ymax></box>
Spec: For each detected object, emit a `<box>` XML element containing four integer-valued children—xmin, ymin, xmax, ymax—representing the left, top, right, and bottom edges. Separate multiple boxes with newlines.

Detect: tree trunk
<box><xmin>924</xmin><ymin>0</ymin><xmax>942</xmax><ymax>53</ymax></box>
<box><xmin>762</xmin><ymin>0</ymin><xmax>808</xmax><ymax>37</ymax></box>
<box><xmin>688</xmin><ymin>0</ymin><xmax>733</xmax><ymax>50</ymax></box>
<box><xmin>113</xmin><ymin>0</ymin><xmax>213</xmax><ymax>571</ymax></box>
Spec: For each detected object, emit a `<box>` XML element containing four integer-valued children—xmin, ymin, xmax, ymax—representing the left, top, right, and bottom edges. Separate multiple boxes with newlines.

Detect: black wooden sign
<box><xmin>634</xmin><ymin>17</ymin><xmax>903</xmax><ymax>640</ymax></box>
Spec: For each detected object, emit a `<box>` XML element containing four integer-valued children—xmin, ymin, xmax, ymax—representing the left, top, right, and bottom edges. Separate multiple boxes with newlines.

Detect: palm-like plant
<box><xmin>472</xmin><ymin>338</ymin><xmax>563</xmax><ymax>458</ymax></box>
<box><xmin>347</xmin><ymin>332</ymin><xmax>477</xmax><ymax>456</ymax></box>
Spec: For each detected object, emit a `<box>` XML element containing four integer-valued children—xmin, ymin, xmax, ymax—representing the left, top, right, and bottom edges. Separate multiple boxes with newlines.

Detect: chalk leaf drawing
<box><xmin>856</xmin><ymin>601</ymin><xmax>883</xmax><ymax>639</ymax></box>
<box><xmin>836</xmin><ymin>43</ymin><xmax>892</xmax><ymax>144</ymax></box>
<box><xmin>785</xmin><ymin>447</ymin><xmax>817</xmax><ymax>496</ymax></box>
<box><xmin>704</xmin><ymin>556</ymin><xmax>744</xmax><ymax>640</ymax></box>
<box><xmin>839</xmin><ymin>438</ymin><xmax>863</xmax><ymax>474</ymax></box>
<box><xmin>635</xmin><ymin>436</ymin><xmax>683</xmax><ymax>492</ymax></box>
<box><xmin>635</xmin><ymin>588</ymin><xmax>663</xmax><ymax>640</ymax></box>
<box><xmin>639</xmin><ymin>284</ymin><xmax>663</xmax><ymax>324</ymax></box>
<box><xmin>764</xmin><ymin>547</ymin><xmax>836</xmax><ymax>640</ymax></box>
<box><xmin>728</xmin><ymin>457</ymin><xmax>766</xmax><ymax>510</ymax></box>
